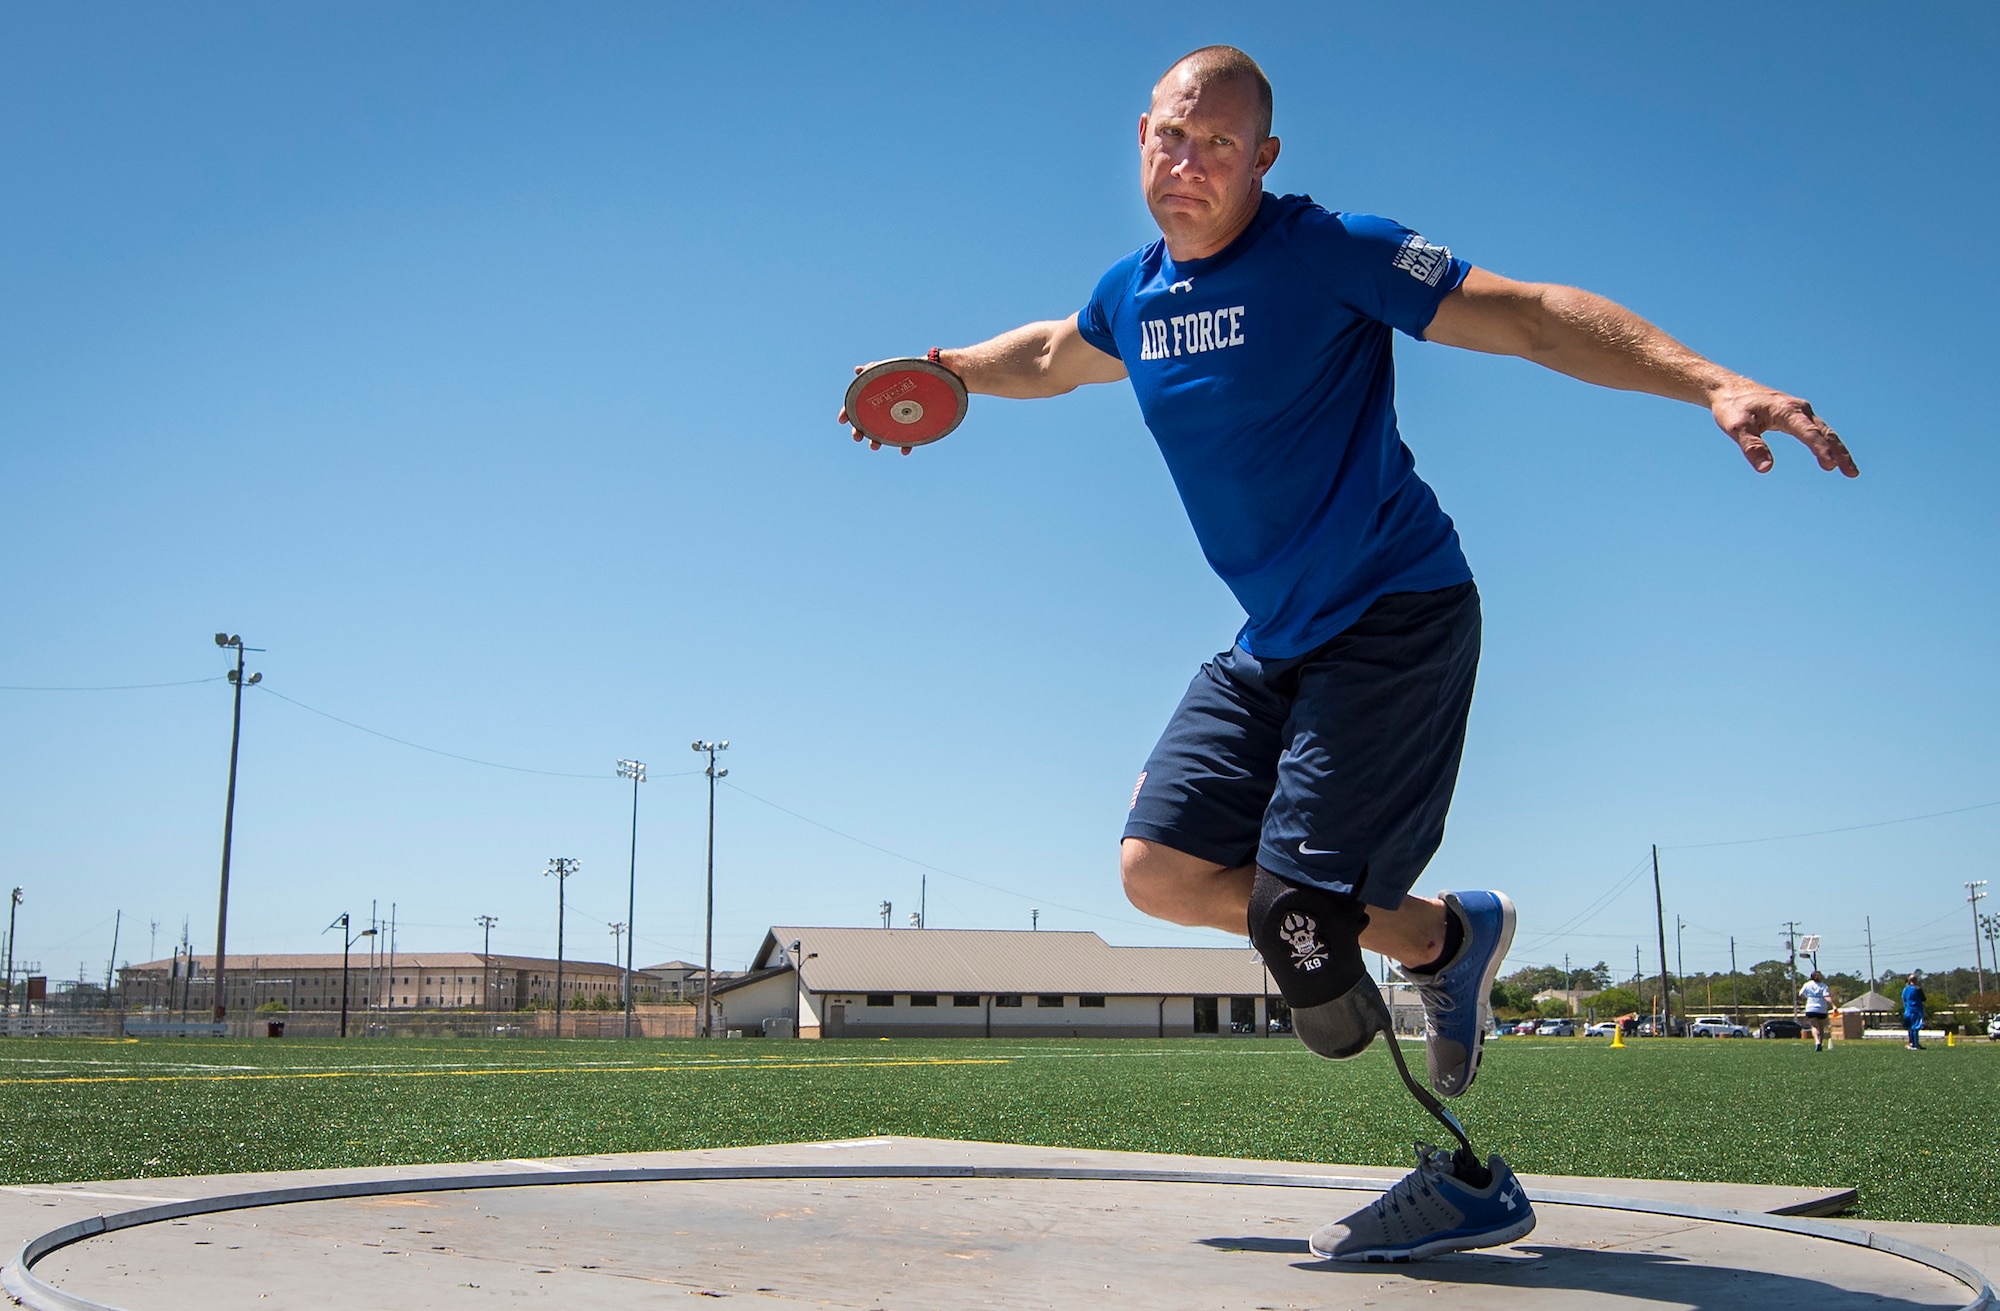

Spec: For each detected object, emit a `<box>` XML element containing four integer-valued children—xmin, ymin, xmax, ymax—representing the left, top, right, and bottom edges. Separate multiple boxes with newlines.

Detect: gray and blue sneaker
<box><xmin>1402</xmin><ymin>890</ymin><xmax>1515</xmax><ymax>1098</ymax></box>
<box><xmin>1309</xmin><ymin>1143</ymin><xmax>1535</xmax><ymax>1262</ymax></box>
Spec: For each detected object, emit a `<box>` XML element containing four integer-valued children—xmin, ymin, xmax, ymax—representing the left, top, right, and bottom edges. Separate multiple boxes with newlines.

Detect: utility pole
<box><xmin>387</xmin><ymin>903</ymin><xmax>397</xmax><ymax>1010</ymax></box>
<box><xmin>210</xmin><ymin>633</ymin><xmax>263</xmax><ymax>1024</ymax></box>
<box><xmin>1976</xmin><ymin>915</ymin><xmax>1992</xmax><ymax>999</ymax></box>
<box><xmin>1651</xmin><ymin>845</ymin><xmax>1672</xmax><ymax>1034</ymax></box>
<box><xmin>3</xmin><ymin>888</ymin><xmax>20</xmax><ymax>1014</ymax></box>
<box><xmin>608</xmin><ymin>922</ymin><xmax>626</xmax><ymax>1001</ymax></box>
<box><xmin>476</xmin><ymin>915</ymin><xmax>499</xmax><ymax>1012</ymax></box>
<box><xmin>1782</xmin><ymin>922</ymin><xmax>1801</xmax><ymax>1017</ymax></box>
<box><xmin>1032</xmin><ymin>909</ymin><xmax>1040</xmax><ymax>931</ymax></box>
<box><xmin>918</xmin><ymin>874</ymin><xmax>926</xmax><ymax>929</ymax></box>
<box><xmin>617</xmin><ymin>759</ymin><xmax>646</xmax><ymax>1038</ymax></box>
<box><xmin>879</xmin><ymin>901</ymin><xmax>892</xmax><ymax>929</ymax></box>
<box><xmin>1729</xmin><ymin>936</ymin><xmax>1740</xmax><ymax>1025</ymax></box>
<box><xmin>104</xmin><ymin>910</ymin><xmax>122</xmax><ymax>1007</ymax></box>
<box><xmin>1865</xmin><ymin>916</ymin><xmax>1876</xmax><ymax>990</ymax></box>
<box><xmin>1967</xmin><ymin>881</ymin><xmax>1989</xmax><ymax>998</ymax></box>
<box><xmin>1674</xmin><ymin>915</ymin><xmax>1686</xmax><ymax>1015</ymax></box>
<box><xmin>546</xmin><ymin>859</ymin><xmax>578</xmax><ymax>1037</ymax></box>
<box><xmin>692</xmin><ymin>740</ymin><xmax>728</xmax><ymax>1039</ymax></box>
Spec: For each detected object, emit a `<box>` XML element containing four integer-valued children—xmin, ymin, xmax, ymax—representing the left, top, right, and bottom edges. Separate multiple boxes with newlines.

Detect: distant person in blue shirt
<box><xmin>839</xmin><ymin>44</ymin><xmax>1856</xmax><ymax>1261</ymax></box>
<box><xmin>1903</xmin><ymin>973</ymin><xmax>1927</xmax><ymax>1049</ymax></box>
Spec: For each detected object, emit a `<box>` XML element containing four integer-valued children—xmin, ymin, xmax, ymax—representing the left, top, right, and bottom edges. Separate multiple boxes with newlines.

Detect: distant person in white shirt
<box><xmin>1799</xmin><ymin>971</ymin><xmax>1834</xmax><ymax>1051</ymax></box>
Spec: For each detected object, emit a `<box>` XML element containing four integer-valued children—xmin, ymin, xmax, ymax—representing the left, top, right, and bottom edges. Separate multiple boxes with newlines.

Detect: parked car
<box><xmin>1759</xmin><ymin>1018</ymin><xmax>1804</xmax><ymax>1040</ymax></box>
<box><xmin>1689</xmin><ymin>1015</ymin><xmax>1749</xmax><ymax>1038</ymax></box>
<box><xmin>1536</xmin><ymin>1018</ymin><xmax>1576</xmax><ymax>1037</ymax></box>
<box><xmin>1987</xmin><ymin>1015</ymin><xmax>1999</xmax><ymax>1041</ymax></box>
<box><xmin>1512</xmin><ymin>1018</ymin><xmax>1541</xmax><ymax>1035</ymax></box>
<box><xmin>1584</xmin><ymin>1020</ymin><xmax>1620</xmax><ymax>1037</ymax></box>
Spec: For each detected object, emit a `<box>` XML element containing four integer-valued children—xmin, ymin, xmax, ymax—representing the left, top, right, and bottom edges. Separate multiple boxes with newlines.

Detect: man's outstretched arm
<box><xmin>1424</xmin><ymin>269</ymin><xmax>1857</xmax><ymax>477</ymax></box>
<box><xmin>841</xmin><ymin>313</ymin><xmax>1126</xmax><ymax>450</ymax></box>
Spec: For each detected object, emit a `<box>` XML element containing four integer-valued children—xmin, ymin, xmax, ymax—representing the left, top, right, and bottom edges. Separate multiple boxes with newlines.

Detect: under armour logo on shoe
<box><xmin>1281</xmin><ymin>912</ymin><xmax>1327</xmax><ymax>970</ymax></box>
<box><xmin>1499</xmin><ymin>1185</ymin><xmax>1518</xmax><ymax>1211</ymax></box>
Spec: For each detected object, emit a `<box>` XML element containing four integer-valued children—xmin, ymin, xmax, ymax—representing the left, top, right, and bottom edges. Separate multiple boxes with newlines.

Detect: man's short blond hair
<box><xmin>1156</xmin><ymin>45</ymin><xmax>1273</xmax><ymax>142</ymax></box>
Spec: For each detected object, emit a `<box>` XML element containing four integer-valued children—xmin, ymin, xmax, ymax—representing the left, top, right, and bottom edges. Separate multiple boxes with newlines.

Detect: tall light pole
<box><xmin>475</xmin><ymin>914</ymin><xmax>499</xmax><ymax>1011</ymax></box>
<box><xmin>546</xmin><ymin>859</ymin><xmax>578</xmax><ymax>1036</ymax></box>
<box><xmin>210</xmin><ymin>633</ymin><xmax>262</xmax><ymax>1024</ymax></box>
<box><xmin>323</xmin><ymin>914</ymin><xmax>377</xmax><ymax>1038</ymax></box>
<box><xmin>691</xmin><ymin>740</ymin><xmax>728</xmax><ymax>1038</ymax></box>
<box><xmin>1968</xmin><ymin>881</ymin><xmax>1990</xmax><ymax>998</ymax></box>
<box><xmin>617</xmin><ymin>759</ymin><xmax>646</xmax><ymax>1038</ymax></box>
<box><xmin>3</xmin><ymin>888</ymin><xmax>20</xmax><ymax>1014</ymax></box>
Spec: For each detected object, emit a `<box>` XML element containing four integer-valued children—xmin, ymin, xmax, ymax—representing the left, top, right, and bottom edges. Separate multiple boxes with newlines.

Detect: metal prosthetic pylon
<box><xmin>1359</xmin><ymin>989</ymin><xmax>1493</xmax><ymax>1188</ymax></box>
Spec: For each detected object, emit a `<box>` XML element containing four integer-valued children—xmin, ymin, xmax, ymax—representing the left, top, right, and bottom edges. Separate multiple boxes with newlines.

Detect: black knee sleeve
<box><xmin>1248</xmin><ymin>868</ymin><xmax>1388</xmax><ymax>1060</ymax></box>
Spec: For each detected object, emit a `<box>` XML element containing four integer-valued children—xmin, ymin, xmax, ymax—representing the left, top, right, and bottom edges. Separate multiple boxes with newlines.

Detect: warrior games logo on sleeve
<box><xmin>1390</xmin><ymin>234</ymin><xmax>1452</xmax><ymax>287</ymax></box>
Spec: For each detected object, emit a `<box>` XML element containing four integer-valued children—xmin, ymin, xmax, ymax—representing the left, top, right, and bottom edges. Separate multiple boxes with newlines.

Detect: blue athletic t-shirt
<box><xmin>1078</xmin><ymin>191</ymin><xmax>1473</xmax><ymax>658</ymax></box>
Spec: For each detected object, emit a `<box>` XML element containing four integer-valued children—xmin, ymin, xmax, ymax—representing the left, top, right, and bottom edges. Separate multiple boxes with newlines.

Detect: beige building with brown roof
<box><xmin>709</xmin><ymin>926</ymin><xmax>1422</xmax><ymax>1039</ymax></box>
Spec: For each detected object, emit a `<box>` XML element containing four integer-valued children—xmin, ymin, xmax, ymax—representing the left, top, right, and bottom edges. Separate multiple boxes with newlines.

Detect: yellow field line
<box><xmin>0</xmin><ymin>1057</ymin><xmax>1011</xmax><ymax>1087</ymax></box>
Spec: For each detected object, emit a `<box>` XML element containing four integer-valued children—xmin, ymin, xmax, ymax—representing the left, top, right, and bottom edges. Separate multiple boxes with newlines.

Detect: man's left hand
<box><xmin>1710</xmin><ymin>381</ymin><xmax>1857</xmax><ymax>478</ymax></box>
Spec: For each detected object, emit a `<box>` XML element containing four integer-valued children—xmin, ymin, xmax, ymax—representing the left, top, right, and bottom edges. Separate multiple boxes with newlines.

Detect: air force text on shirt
<box><xmin>1138</xmin><ymin>306</ymin><xmax>1247</xmax><ymax>361</ymax></box>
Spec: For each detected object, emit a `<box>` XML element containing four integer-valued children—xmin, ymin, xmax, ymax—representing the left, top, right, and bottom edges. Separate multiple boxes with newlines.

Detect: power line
<box><xmin>719</xmin><ymin>780</ymin><xmax>1231</xmax><ymax>940</ymax></box>
<box><xmin>1509</xmin><ymin>852</ymin><xmax>1652</xmax><ymax>954</ymax></box>
<box><xmin>254</xmin><ymin>683</ymin><xmax>703</xmax><ymax>781</ymax></box>
<box><xmin>0</xmin><ymin>677</ymin><xmax>225</xmax><ymax>691</ymax></box>
<box><xmin>1665</xmin><ymin>798</ymin><xmax>2000</xmax><ymax>850</ymax></box>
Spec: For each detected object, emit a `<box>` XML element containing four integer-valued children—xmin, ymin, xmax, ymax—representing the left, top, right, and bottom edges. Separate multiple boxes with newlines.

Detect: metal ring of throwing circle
<box><xmin>5</xmin><ymin>1163</ymin><xmax>1990</xmax><ymax>1311</ymax></box>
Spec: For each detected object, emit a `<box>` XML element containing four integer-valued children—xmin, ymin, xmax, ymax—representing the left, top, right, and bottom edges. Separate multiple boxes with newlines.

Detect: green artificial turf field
<box><xmin>1</xmin><ymin>1035</ymin><xmax>1989</xmax><ymax>1224</ymax></box>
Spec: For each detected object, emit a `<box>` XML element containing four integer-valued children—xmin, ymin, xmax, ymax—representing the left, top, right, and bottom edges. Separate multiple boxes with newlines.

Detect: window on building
<box><xmin>1193</xmin><ymin>997</ymin><xmax>1219</xmax><ymax>1034</ymax></box>
<box><xmin>1079</xmin><ymin>996</ymin><xmax>1106</xmax><ymax>1008</ymax></box>
<box><xmin>1037</xmin><ymin>995</ymin><xmax>1064</xmax><ymax>1008</ymax></box>
<box><xmin>866</xmin><ymin>994</ymin><xmax>894</xmax><ymax>1007</ymax></box>
<box><xmin>908</xmin><ymin>994</ymin><xmax>937</xmax><ymax>1007</ymax></box>
<box><xmin>995</xmin><ymin>994</ymin><xmax>1022</xmax><ymax>1008</ymax></box>
<box><xmin>953</xmin><ymin>995</ymin><xmax>981</xmax><ymax>1008</ymax></box>
<box><xmin>1230</xmin><ymin>997</ymin><xmax>1256</xmax><ymax>1032</ymax></box>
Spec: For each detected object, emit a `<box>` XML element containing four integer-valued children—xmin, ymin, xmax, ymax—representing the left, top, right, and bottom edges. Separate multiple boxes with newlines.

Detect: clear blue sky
<box><xmin>4</xmin><ymin>4</ymin><xmax>1996</xmax><ymax>989</ymax></box>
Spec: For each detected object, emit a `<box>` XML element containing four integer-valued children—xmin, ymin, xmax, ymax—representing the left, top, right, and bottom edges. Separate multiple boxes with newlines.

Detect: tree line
<box><xmin>1490</xmin><ymin>958</ymin><xmax>1998</xmax><ymax>1022</ymax></box>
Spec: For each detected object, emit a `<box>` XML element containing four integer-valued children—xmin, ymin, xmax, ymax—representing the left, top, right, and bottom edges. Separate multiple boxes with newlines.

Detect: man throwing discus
<box><xmin>840</xmin><ymin>45</ymin><xmax>1855</xmax><ymax>1261</ymax></box>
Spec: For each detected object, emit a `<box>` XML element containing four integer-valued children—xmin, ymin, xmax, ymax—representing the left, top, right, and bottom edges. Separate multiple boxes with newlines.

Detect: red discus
<box><xmin>843</xmin><ymin>358</ymin><xmax>969</xmax><ymax>448</ymax></box>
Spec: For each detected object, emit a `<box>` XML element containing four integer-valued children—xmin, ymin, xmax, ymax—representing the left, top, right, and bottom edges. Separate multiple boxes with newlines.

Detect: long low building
<box><xmin>709</xmin><ymin>926</ymin><xmax>1423</xmax><ymax>1039</ymax></box>
<box><xmin>118</xmin><ymin>953</ymin><xmax>634</xmax><ymax>1013</ymax></box>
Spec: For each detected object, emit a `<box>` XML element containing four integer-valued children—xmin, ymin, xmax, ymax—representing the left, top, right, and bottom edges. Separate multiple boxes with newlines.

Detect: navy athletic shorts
<box><xmin>1123</xmin><ymin>582</ymin><xmax>1480</xmax><ymax>910</ymax></box>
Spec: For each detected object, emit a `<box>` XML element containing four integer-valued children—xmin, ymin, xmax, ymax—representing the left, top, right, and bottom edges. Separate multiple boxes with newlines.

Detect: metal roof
<box><xmin>754</xmin><ymin>927</ymin><xmax>1273</xmax><ymax>996</ymax></box>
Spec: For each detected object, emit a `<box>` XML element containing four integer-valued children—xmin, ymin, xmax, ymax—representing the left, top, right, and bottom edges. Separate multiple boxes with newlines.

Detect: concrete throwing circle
<box><xmin>5</xmin><ymin>1165</ymin><xmax>1991</xmax><ymax>1310</ymax></box>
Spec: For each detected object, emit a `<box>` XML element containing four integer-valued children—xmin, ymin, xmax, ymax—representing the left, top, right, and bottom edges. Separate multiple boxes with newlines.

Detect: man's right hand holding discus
<box><xmin>838</xmin><ymin>322</ymin><xmax>1128</xmax><ymax>454</ymax></box>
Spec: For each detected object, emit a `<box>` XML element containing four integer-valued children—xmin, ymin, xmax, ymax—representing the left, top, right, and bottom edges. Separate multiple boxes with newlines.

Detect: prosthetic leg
<box><xmin>1248</xmin><ymin>869</ymin><xmax>1492</xmax><ymax>1187</ymax></box>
